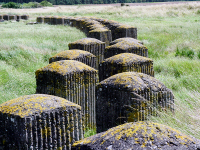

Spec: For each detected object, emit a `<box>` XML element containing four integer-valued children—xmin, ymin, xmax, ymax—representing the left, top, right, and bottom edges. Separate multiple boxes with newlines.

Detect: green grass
<box><xmin>0</xmin><ymin>21</ymin><xmax>85</xmax><ymax>103</ymax></box>
<box><xmin>1</xmin><ymin>2</ymin><xmax>200</xmax><ymax>139</ymax></box>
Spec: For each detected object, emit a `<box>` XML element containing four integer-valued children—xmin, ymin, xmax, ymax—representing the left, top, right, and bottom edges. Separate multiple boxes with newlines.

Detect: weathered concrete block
<box><xmin>16</xmin><ymin>15</ymin><xmax>21</xmax><ymax>22</ymax></box>
<box><xmin>0</xmin><ymin>94</ymin><xmax>83</xmax><ymax>150</ymax></box>
<box><xmin>36</xmin><ymin>16</ymin><xmax>44</xmax><ymax>24</ymax></box>
<box><xmin>99</xmin><ymin>53</ymin><xmax>154</xmax><ymax>81</ymax></box>
<box><xmin>81</xmin><ymin>19</ymin><xmax>102</xmax><ymax>35</ymax></box>
<box><xmin>84</xmin><ymin>22</ymin><xmax>104</xmax><ymax>36</ymax></box>
<box><xmin>21</xmin><ymin>14</ymin><xmax>29</xmax><ymax>20</ymax></box>
<box><xmin>64</xmin><ymin>16</ymin><xmax>74</xmax><ymax>26</ymax></box>
<box><xmin>35</xmin><ymin>60</ymin><xmax>97</xmax><ymax>129</ymax></box>
<box><xmin>113</xmin><ymin>24</ymin><xmax>137</xmax><ymax>40</ymax></box>
<box><xmin>72</xmin><ymin>121</ymin><xmax>200</xmax><ymax>150</ymax></box>
<box><xmin>3</xmin><ymin>14</ymin><xmax>9</xmax><ymax>21</ymax></box>
<box><xmin>49</xmin><ymin>49</ymin><xmax>97</xmax><ymax>69</ymax></box>
<box><xmin>96</xmin><ymin>72</ymin><xmax>174</xmax><ymax>133</ymax></box>
<box><xmin>110</xmin><ymin>37</ymin><xmax>143</xmax><ymax>45</ymax></box>
<box><xmin>56</xmin><ymin>17</ymin><xmax>64</xmax><ymax>25</ymax></box>
<box><xmin>104</xmin><ymin>37</ymin><xmax>148</xmax><ymax>59</ymax></box>
<box><xmin>44</xmin><ymin>16</ymin><xmax>52</xmax><ymax>24</ymax></box>
<box><xmin>88</xmin><ymin>28</ymin><xmax>112</xmax><ymax>46</ymax></box>
<box><xmin>93</xmin><ymin>18</ymin><xmax>137</xmax><ymax>40</ymax></box>
<box><xmin>68</xmin><ymin>38</ymin><xmax>106</xmax><ymax>70</ymax></box>
<box><xmin>9</xmin><ymin>15</ymin><xmax>16</xmax><ymax>20</ymax></box>
<box><xmin>51</xmin><ymin>16</ymin><xmax>58</xmax><ymax>25</ymax></box>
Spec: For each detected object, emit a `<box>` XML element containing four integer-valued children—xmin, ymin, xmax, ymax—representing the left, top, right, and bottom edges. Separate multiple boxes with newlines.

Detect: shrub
<box><xmin>2</xmin><ymin>2</ymin><xmax>21</xmax><ymax>8</ymax></box>
<box><xmin>40</xmin><ymin>0</ymin><xmax>53</xmax><ymax>7</ymax></box>
<box><xmin>22</xmin><ymin>2</ymin><xmax>42</xmax><ymax>8</ymax></box>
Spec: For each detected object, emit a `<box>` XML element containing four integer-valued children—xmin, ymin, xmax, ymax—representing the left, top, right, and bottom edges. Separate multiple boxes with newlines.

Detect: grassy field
<box><xmin>1</xmin><ymin>1</ymin><xmax>200</xmax><ymax>138</ymax></box>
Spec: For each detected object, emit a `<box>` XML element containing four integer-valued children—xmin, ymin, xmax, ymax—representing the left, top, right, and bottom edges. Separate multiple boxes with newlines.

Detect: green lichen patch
<box><xmin>103</xmin><ymin>53</ymin><xmax>153</xmax><ymax>65</ymax></box>
<box><xmin>49</xmin><ymin>49</ymin><xmax>96</xmax><ymax>63</ymax></box>
<box><xmin>36</xmin><ymin>60</ymin><xmax>97</xmax><ymax>76</ymax></box>
<box><xmin>0</xmin><ymin>94</ymin><xmax>81</xmax><ymax>118</ymax></box>
<box><xmin>98</xmin><ymin>72</ymin><xmax>168</xmax><ymax>92</ymax></box>
<box><xmin>69</xmin><ymin>38</ymin><xmax>104</xmax><ymax>45</ymax></box>
<box><xmin>72</xmin><ymin>121</ymin><xmax>200</xmax><ymax>150</ymax></box>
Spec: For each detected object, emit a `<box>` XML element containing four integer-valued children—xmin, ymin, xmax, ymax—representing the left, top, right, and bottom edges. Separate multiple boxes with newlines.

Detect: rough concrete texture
<box><xmin>3</xmin><ymin>14</ymin><xmax>9</xmax><ymax>20</ymax></box>
<box><xmin>99</xmin><ymin>53</ymin><xmax>154</xmax><ymax>81</ymax></box>
<box><xmin>2</xmin><ymin>14</ymin><xmax>28</xmax><ymax>21</ymax></box>
<box><xmin>96</xmin><ymin>72</ymin><xmax>174</xmax><ymax>132</ymax></box>
<box><xmin>104</xmin><ymin>38</ymin><xmax>148</xmax><ymax>59</ymax></box>
<box><xmin>9</xmin><ymin>15</ymin><xmax>17</xmax><ymax>20</ymax></box>
<box><xmin>72</xmin><ymin>121</ymin><xmax>200</xmax><ymax>150</ymax></box>
<box><xmin>88</xmin><ymin>27</ymin><xmax>112</xmax><ymax>46</ymax></box>
<box><xmin>49</xmin><ymin>16</ymin><xmax>65</xmax><ymax>25</ymax></box>
<box><xmin>110</xmin><ymin>37</ymin><xmax>143</xmax><ymax>45</ymax></box>
<box><xmin>44</xmin><ymin>16</ymin><xmax>52</xmax><ymax>24</ymax></box>
<box><xmin>51</xmin><ymin>16</ymin><xmax>59</xmax><ymax>25</ymax></box>
<box><xmin>0</xmin><ymin>94</ymin><xmax>84</xmax><ymax>150</ymax></box>
<box><xmin>69</xmin><ymin>38</ymin><xmax>106</xmax><ymax>70</ymax></box>
<box><xmin>21</xmin><ymin>14</ymin><xmax>29</xmax><ymax>20</ymax></box>
<box><xmin>49</xmin><ymin>49</ymin><xmax>97</xmax><ymax>69</ymax></box>
<box><xmin>36</xmin><ymin>60</ymin><xmax>97</xmax><ymax>129</ymax></box>
<box><xmin>36</xmin><ymin>16</ymin><xmax>44</xmax><ymax>23</ymax></box>
<box><xmin>92</xmin><ymin>18</ymin><xmax>137</xmax><ymax>40</ymax></box>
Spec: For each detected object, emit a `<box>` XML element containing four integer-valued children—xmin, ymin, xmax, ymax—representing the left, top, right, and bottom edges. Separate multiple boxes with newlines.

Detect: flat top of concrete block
<box><xmin>72</xmin><ymin>121</ymin><xmax>199</xmax><ymax>150</ymax></box>
<box><xmin>69</xmin><ymin>38</ymin><xmax>105</xmax><ymax>45</ymax></box>
<box><xmin>84</xmin><ymin>20</ymin><xmax>101</xmax><ymax>25</ymax></box>
<box><xmin>36</xmin><ymin>60</ymin><xmax>97</xmax><ymax>76</ymax></box>
<box><xmin>110</xmin><ymin>37</ymin><xmax>143</xmax><ymax>45</ymax></box>
<box><xmin>106</xmin><ymin>39</ymin><xmax>147</xmax><ymax>50</ymax></box>
<box><xmin>117</xmin><ymin>24</ymin><xmax>136</xmax><ymax>29</ymax></box>
<box><xmin>98</xmin><ymin>72</ymin><xmax>168</xmax><ymax>92</ymax></box>
<box><xmin>89</xmin><ymin>27</ymin><xmax>110</xmax><ymax>32</ymax></box>
<box><xmin>50</xmin><ymin>49</ymin><xmax>96</xmax><ymax>60</ymax></box>
<box><xmin>87</xmin><ymin>24</ymin><xmax>105</xmax><ymax>29</ymax></box>
<box><xmin>0</xmin><ymin>94</ymin><xmax>81</xmax><ymax>118</ymax></box>
<box><xmin>103</xmin><ymin>53</ymin><xmax>152</xmax><ymax>64</ymax></box>
<box><xmin>44</xmin><ymin>16</ymin><xmax>52</xmax><ymax>18</ymax></box>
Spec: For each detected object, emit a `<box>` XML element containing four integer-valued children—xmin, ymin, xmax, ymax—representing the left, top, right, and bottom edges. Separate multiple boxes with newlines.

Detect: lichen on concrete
<box><xmin>72</xmin><ymin>121</ymin><xmax>200</xmax><ymax>150</ymax></box>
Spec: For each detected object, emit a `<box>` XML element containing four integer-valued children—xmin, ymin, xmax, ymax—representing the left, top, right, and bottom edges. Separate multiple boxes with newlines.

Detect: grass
<box><xmin>1</xmin><ymin>1</ymin><xmax>200</xmax><ymax>139</ymax></box>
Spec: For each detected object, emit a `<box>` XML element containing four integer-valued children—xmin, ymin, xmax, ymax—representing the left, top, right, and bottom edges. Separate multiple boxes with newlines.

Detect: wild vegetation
<box><xmin>1</xmin><ymin>2</ymin><xmax>200</xmax><ymax>138</ymax></box>
<box><xmin>0</xmin><ymin>0</ymin><xmax>199</xmax><ymax>5</ymax></box>
<box><xmin>1</xmin><ymin>0</ymin><xmax>53</xmax><ymax>8</ymax></box>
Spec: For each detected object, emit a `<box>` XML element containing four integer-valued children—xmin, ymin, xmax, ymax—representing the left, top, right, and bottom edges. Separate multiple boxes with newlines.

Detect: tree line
<box><xmin>1</xmin><ymin>0</ymin><xmax>199</xmax><ymax>6</ymax></box>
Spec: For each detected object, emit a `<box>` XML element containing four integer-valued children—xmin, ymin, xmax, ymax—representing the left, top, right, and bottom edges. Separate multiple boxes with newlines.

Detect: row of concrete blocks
<box><xmin>49</xmin><ymin>48</ymin><xmax>154</xmax><ymax>82</ymax></box>
<box><xmin>0</xmin><ymin>16</ymin><xmax>174</xmax><ymax>150</ymax></box>
<box><xmin>67</xmin><ymin>37</ymin><xmax>148</xmax><ymax>72</ymax></box>
<box><xmin>0</xmin><ymin>14</ymin><xmax>29</xmax><ymax>21</ymax></box>
<box><xmin>35</xmin><ymin>60</ymin><xmax>174</xmax><ymax>132</ymax></box>
<box><xmin>36</xmin><ymin>16</ymin><xmax>137</xmax><ymax>46</ymax></box>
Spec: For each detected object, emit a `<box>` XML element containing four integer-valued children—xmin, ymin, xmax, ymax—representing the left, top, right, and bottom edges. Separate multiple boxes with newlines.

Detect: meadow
<box><xmin>1</xmin><ymin>1</ymin><xmax>200</xmax><ymax>138</ymax></box>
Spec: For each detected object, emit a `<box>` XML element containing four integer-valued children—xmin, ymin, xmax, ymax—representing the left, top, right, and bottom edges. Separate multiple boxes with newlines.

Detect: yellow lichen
<box><xmin>0</xmin><ymin>94</ymin><xmax>81</xmax><ymax>118</ymax></box>
<box><xmin>36</xmin><ymin>60</ymin><xmax>97</xmax><ymax>77</ymax></box>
